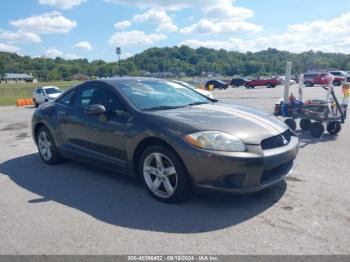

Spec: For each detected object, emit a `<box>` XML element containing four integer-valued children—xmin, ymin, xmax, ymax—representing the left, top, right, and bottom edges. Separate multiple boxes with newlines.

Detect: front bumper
<box><xmin>180</xmin><ymin>136</ymin><xmax>299</xmax><ymax>193</ymax></box>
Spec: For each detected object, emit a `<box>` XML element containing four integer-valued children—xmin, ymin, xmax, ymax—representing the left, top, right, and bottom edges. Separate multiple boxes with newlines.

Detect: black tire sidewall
<box><xmin>139</xmin><ymin>145</ymin><xmax>191</xmax><ymax>203</ymax></box>
<box><xmin>300</xmin><ymin>119</ymin><xmax>311</xmax><ymax>131</ymax></box>
<box><xmin>285</xmin><ymin>119</ymin><xmax>297</xmax><ymax>131</ymax></box>
<box><xmin>327</xmin><ymin>122</ymin><xmax>341</xmax><ymax>135</ymax></box>
<box><xmin>310</xmin><ymin>122</ymin><xmax>324</xmax><ymax>138</ymax></box>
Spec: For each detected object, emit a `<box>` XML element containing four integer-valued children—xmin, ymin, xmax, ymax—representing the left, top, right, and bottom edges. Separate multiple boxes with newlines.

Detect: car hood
<box><xmin>47</xmin><ymin>93</ymin><xmax>61</xmax><ymax>99</ymax></box>
<box><xmin>153</xmin><ymin>102</ymin><xmax>288</xmax><ymax>144</ymax></box>
<box><xmin>195</xmin><ymin>89</ymin><xmax>212</xmax><ymax>97</ymax></box>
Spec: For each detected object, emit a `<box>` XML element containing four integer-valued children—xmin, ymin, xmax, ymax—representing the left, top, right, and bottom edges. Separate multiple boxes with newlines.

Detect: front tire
<box><xmin>139</xmin><ymin>145</ymin><xmax>191</xmax><ymax>203</ymax></box>
<box><xmin>36</xmin><ymin>126</ymin><xmax>62</xmax><ymax>165</ymax></box>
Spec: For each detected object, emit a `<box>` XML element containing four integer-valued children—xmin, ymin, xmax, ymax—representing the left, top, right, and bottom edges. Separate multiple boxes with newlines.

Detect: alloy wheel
<box><xmin>143</xmin><ymin>152</ymin><xmax>178</xmax><ymax>199</ymax></box>
<box><xmin>38</xmin><ymin>131</ymin><xmax>52</xmax><ymax>161</ymax></box>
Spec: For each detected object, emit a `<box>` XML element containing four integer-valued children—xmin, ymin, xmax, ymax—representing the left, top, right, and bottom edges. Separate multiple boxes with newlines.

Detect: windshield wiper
<box><xmin>187</xmin><ymin>102</ymin><xmax>210</xmax><ymax>106</ymax></box>
<box><xmin>143</xmin><ymin>105</ymin><xmax>185</xmax><ymax>111</ymax></box>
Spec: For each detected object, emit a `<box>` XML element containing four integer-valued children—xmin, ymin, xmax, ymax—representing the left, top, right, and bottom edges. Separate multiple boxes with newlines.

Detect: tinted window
<box><xmin>106</xmin><ymin>91</ymin><xmax>125</xmax><ymax>112</ymax></box>
<box><xmin>74</xmin><ymin>86</ymin><xmax>106</xmax><ymax>109</ymax></box>
<box><xmin>36</xmin><ymin>89</ymin><xmax>44</xmax><ymax>94</ymax></box>
<box><xmin>57</xmin><ymin>91</ymin><xmax>75</xmax><ymax>106</ymax></box>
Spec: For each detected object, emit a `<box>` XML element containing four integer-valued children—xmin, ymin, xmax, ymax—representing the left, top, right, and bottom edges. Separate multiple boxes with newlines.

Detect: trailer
<box><xmin>274</xmin><ymin>63</ymin><xmax>349</xmax><ymax>138</ymax></box>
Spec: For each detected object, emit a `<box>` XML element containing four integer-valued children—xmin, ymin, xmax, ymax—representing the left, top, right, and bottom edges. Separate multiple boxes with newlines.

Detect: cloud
<box><xmin>38</xmin><ymin>0</ymin><xmax>86</xmax><ymax>10</ymax></box>
<box><xmin>179</xmin><ymin>12</ymin><xmax>350</xmax><ymax>53</ymax></box>
<box><xmin>108</xmin><ymin>30</ymin><xmax>166</xmax><ymax>46</ymax></box>
<box><xmin>45</xmin><ymin>47</ymin><xmax>79</xmax><ymax>59</ymax></box>
<box><xmin>73</xmin><ymin>41</ymin><xmax>92</xmax><ymax>50</ymax></box>
<box><xmin>106</xmin><ymin>0</ymin><xmax>253</xmax><ymax>18</ymax></box>
<box><xmin>10</xmin><ymin>12</ymin><xmax>77</xmax><ymax>34</ymax></box>
<box><xmin>132</xmin><ymin>9</ymin><xmax>177</xmax><ymax>32</ymax></box>
<box><xmin>180</xmin><ymin>18</ymin><xmax>261</xmax><ymax>34</ymax></box>
<box><xmin>0</xmin><ymin>43</ymin><xmax>20</xmax><ymax>52</ymax></box>
<box><xmin>107</xmin><ymin>1</ymin><xmax>256</xmax><ymax>35</ymax></box>
<box><xmin>114</xmin><ymin>20</ymin><xmax>131</xmax><ymax>30</ymax></box>
<box><xmin>0</xmin><ymin>30</ymin><xmax>42</xmax><ymax>43</ymax></box>
<box><xmin>45</xmin><ymin>47</ymin><xmax>63</xmax><ymax>58</ymax></box>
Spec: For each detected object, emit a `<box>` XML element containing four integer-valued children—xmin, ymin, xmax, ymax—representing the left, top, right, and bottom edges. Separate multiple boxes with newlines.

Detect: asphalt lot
<box><xmin>0</xmin><ymin>84</ymin><xmax>349</xmax><ymax>255</ymax></box>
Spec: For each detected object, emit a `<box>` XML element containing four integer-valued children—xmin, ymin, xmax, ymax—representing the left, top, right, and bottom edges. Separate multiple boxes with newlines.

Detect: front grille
<box><xmin>261</xmin><ymin>130</ymin><xmax>293</xmax><ymax>150</ymax></box>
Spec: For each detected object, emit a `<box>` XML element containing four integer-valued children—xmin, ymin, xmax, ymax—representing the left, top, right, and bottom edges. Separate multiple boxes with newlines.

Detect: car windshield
<box><xmin>174</xmin><ymin>81</ymin><xmax>196</xmax><ymax>89</ymax></box>
<box><xmin>44</xmin><ymin>87</ymin><xmax>62</xmax><ymax>94</ymax></box>
<box><xmin>118</xmin><ymin>80</ymin><xmax>211</xmax><ymax>111</ymax></box>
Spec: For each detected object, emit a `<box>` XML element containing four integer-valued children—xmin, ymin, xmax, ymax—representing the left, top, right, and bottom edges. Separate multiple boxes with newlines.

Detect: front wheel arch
<box><xmin>33</xmin><ymin>122</ymin><xmax>45</xmax><ymax>145</ymax></box>
<box><xmin>132</xmin><ymin>137</ymin><xmax>192</xmax><ymax>183</ymax></box>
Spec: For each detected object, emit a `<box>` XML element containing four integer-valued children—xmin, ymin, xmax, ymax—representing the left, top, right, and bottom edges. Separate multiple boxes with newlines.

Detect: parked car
<box><xmin>33</xmin><ymin>86</ymin><xmax>62</xmax><ymax>107</ymax></box>
<box><xmin>205</xmin><ymin>80</ymin><xmax>229</xmax><ymax>90</ymax></box>
<box><xmin>171</xmin><ymin>80</ymin><xmax>214</xmax><ymax>99</ymax></box>
<box><xmin>329</xmin><ymin>70</ymin><xmax>350</xmax><ymax>83</ymax></box>
<box><xmin>303</xmin><ymin>72</ymin><xmax>345</xmax><ymax>87</ymax></box>
<box><xmin>245</xmin><ymin>77</ymin><xmax>281</xmax><ymax>88</ymax></box>
<box><xmin>32</xmin><ymin>78</ymin><xmax>299</xmax><ymax>203</ymax></box>
<box><xmin>231</xmin><ymin>78</ymin><xmax>247</xmax><ymax>87</ymax></box>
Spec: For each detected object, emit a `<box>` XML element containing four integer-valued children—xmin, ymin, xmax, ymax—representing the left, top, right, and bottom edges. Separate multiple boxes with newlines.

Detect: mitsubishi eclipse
<box><xmin>32</xmin><ymin>78</ymin><xmax>299</xmax><ymax>203</ymax></box>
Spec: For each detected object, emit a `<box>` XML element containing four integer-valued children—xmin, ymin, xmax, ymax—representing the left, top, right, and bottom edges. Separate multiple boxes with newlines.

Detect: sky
<box><xmin>1</xmin><ymin>0</ymin><xmax>350</xmax><ymax>61</ymax></box>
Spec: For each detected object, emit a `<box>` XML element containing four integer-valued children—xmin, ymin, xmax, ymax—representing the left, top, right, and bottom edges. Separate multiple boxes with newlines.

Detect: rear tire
<box><xmin>333</xmin><ymin>80</ymin><xmax>341</xmax><ymax>86</ymax></box>
<box><xmin>310</xmin><ymin>122</ymin><xmax>324</xmax><ymax>138</ymax></box>
<box><xmin>139</xmin><ymin>145</ymin><xmax>191</xmax><ymax>203</ymax></box>
<box><xmin>267</xmin><ymin>83</ymin><xmax>272</xmax><ymax>88</ymax></box>
<box><xmin>36</xmin><ymin>126</ymin><xmax>62</xmax><ymax>165</ymax></box>
<box><xmin>304</xmin><ymin>81</ymin><xmax>313</xmax><ymax>87</ymax></box>
<box><xmin>300</xmin><ymin>118</ymin><xmax>311</xmax><ymax>131</ymax></box>
<box><xmin>326</xmin><ymin>121</ymin><xmax>342</xmax><ymax>135</ymax></box>
<box><xmin>285</xmin><ymin>118</ymin><xmax>297</xmax><ymax>131</ymax></box>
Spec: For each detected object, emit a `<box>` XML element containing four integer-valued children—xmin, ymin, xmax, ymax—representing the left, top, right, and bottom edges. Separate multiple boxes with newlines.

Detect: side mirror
<box><xmin>85</xmin><ymin>104</ymin><xmax>106</xmax><ymax>115</ymax></box>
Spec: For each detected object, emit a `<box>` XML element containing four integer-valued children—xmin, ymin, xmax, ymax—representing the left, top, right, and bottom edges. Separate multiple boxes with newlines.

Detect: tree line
<box><xmin>1</xmin><ymin>46</ymin><xmax>349</xmax><ymax>81</ymax></box>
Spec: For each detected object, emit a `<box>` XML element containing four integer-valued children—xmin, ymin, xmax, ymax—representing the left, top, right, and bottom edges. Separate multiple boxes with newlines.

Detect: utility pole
<box><xmin>116</xmin><ymin>47</ymin><xmax>121</xmax><ymax>77</ymax></box>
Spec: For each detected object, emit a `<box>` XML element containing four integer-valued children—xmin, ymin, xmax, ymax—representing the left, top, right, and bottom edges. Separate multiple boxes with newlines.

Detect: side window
<box><xmin>36</xmin><ymin>89</ymin><xmax>44</xmax><ymax>94</ymax></box>
<box><xmin>57</xmin><ymin>91</ymin><xmax>75</xmax><ymax>106</ymax></box>
<box><xmin>74</xmin><ymin>86</ymin><xmax>106</xmax><ymax>109</ymax></box>
<box><xmin>106</xmin><ymin>91</ymin><xmax>125</xmax><ymax>112</ymax></box>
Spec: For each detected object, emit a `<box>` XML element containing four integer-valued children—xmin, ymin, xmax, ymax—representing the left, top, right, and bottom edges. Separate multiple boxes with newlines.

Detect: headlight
<box><xmin>184</xmin><ymin>131</ymin><xmax>246</xmax><ymax>152</ymax></box>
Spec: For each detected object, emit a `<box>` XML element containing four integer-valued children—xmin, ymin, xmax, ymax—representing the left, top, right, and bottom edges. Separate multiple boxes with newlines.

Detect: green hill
<box><xmin>1</xmin><ymin>46</ymin><xmax>349</xmax><ymax>81</ymax></box>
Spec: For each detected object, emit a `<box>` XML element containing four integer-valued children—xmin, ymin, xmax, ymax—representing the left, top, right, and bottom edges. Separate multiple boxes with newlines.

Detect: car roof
<box><xmin>42</xmin><ymin>86</ymin><xmax>60</xmax><ymax>89</ymax></box>
<box><xmin>86</xmin><ymin>77</ymin><xmax>171</xmax><ymax>88</ymax></box>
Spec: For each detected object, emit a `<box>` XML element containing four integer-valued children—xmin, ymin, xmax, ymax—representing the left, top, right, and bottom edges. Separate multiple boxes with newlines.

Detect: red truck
<box><xmin>303</xmin><ymin>72</ymin><xmax>345</xmax><ymax>87</ymax></box>
<box><xmin>244</xmin><ymin>77</ymin><xmax>281</xmax><ymax>89</ymax></box>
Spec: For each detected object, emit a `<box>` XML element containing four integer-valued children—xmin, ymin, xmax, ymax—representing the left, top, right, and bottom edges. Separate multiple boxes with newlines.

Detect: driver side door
<box><xmin>65</xmin><ymin>83</ymin><xmax>129</xmax><ymax>170</ymax></box>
